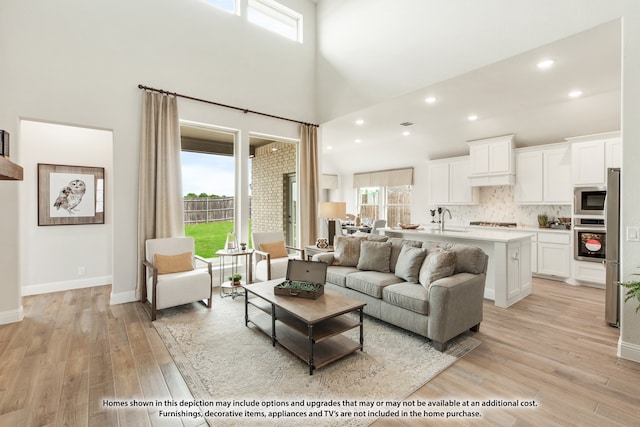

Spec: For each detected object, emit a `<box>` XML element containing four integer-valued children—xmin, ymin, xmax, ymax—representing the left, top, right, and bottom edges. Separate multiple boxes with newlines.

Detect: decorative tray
<box><xmin>399</xmin><ymin>223</ymin><xmax>420</xmax><ymax>229</ymax></box>
<box><xmin>274</xmin><ymin>280</ymin><xmax>324</xmax><ymax>299</ymax></box>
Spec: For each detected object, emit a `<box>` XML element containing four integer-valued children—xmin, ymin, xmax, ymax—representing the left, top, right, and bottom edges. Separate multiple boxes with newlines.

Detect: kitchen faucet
<box><xmin>439</xmin><ymin>207</ymin><xmax>452</xmax><ymax>232</ymax></box>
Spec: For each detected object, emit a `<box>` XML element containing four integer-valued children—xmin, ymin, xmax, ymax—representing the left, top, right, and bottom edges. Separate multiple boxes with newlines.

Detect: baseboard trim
<box><xmin>110</xmin><ymin>290</ymin><xmax>138</xmax><ymax>305</ymax></box>
<box><xmin>619</xmin><ymin>338</ymin><xmax>640</xmax><ymax>363</ymax></box>
<box><xmin>0</xmin><ymin>305</ymin><xmax>24</xmax><ymax>325</ymax></box>
<box><xmin>22</xmin><ymin>276</ymin><xmax>112</xmax><ymax>296</ymax></box>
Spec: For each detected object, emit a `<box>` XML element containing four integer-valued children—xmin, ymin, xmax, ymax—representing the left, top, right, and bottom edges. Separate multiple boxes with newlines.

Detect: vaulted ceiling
<box><xmin>316</xmin><ymin>1</ymin><xmax>622</xmax><ymax>175</ymax></box>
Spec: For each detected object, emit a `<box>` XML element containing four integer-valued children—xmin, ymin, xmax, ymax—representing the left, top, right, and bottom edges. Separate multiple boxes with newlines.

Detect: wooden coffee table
<box><xmin>242</xmin><ymin>280</ymin><xmax>366</xmax><ymax>375</ymax></box>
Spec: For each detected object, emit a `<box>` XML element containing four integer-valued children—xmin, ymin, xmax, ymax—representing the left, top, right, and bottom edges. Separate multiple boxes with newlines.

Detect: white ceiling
<box><xmin>320</xmin><ymin>19</ymin><xmax>621</xmax><ymax>174</ymax></box>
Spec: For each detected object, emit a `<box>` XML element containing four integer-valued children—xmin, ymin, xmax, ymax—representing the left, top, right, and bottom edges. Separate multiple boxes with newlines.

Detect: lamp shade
<box><xmin>319</xmin><ymin>202</ymin><xmax>346</xmax><ymax>219</ymax></box>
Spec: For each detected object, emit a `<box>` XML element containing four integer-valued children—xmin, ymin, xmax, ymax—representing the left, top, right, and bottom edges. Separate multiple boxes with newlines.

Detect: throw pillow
<box><xmin>154</xmin><ymin>252</ymin><xmax>194</xmax><ymax>275</ymax></box>
<box><xmin>388</xmin><ymin>238</ymin><xmax>423</xmax><ymax>272</ymax></box>
<box><xmin>332</xmin><ymin>236</ymin><xmax>367</xmax><ymax>267</ymax></box>
<box><xmin>356</xmin><ymin>241</ymin><xmax>392</xmax><ymax>272</ymax></box>
<box><xmin>419</xmin><ymin>248</ymin><xmax>457</xmax><ymax>288</ymax></box>
<box><xmin>394</xmin><ymin>245</ymin><xmax>428</xmax><ymax>283</ymax></box>
<box><xmin>260</xmin><ymin>240</ymin><xmax>289</xmax><ymax>258</ymax></box>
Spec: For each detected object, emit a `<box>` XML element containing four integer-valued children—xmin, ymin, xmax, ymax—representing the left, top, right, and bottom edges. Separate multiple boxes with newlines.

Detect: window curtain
<box><xmin>136</xmin><ymin>91</ymin><xmax>184</xmax><ymax>300</ymax></box>
<box><xmin>299</xmin><ymin>124</ymin><xmax>319</xmax><ymax>247</ymax></box>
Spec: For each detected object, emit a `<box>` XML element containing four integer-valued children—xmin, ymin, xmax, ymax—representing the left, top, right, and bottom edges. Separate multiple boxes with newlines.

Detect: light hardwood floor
<box><xmin>1</xmin><ymin>278</ymin><xmax>639</xmax><ymax>426</ymax></box>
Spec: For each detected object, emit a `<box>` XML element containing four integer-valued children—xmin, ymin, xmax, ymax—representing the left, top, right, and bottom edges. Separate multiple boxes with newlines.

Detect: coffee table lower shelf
<box><xmin>244</xmin><ymin>292</ymin><xmax>364</xmax><ymax>375</ymax></box>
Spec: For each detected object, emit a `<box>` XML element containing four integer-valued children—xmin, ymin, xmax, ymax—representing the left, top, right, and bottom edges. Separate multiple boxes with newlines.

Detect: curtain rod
<box><xmin>137</xmin><ymin>84</ymin><xmax>319</xmax><ymax>128</ymax></box>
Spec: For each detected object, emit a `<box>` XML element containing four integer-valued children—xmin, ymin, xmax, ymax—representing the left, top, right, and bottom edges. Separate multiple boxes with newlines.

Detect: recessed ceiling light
<box><xmin>326</xmin><ymin>146</ymin><xmax>333</xmax><ymax>150</ymax></box>
<box><xmin>355</xmin><ymin>119</ymin><xmax>364</xmax><ymax>125</ymax></box>
<box><xmin>568</xmin><ymin>90</ymin><xmax>583</xmax><ymax>98</ymax></box>
<box><xmin>425</xmin><ymin>96</ymin><xmax>437</xmax><ymax>104</ymax></box>
<box><xmin>355</xmin><ymin>139</ymin><xmax>362</xmax><ymax>144</ymax></box>
<box><xmin>402</xmin><ymin>131</ymin><xmax>410</xmax><ymax>136</ymax></box>
<box><xmin>537</xmin><ymin>59</ymin><xmax>555</xmax><ymax>69</ymax></box>
<box><xmin>468</xmin><ymin>114</ymin><xmax>478</xmax><ymax>121</ymax></box>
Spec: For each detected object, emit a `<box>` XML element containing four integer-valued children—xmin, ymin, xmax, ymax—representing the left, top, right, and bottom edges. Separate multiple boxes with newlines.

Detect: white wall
<box><xmin>620</xmin><ymin>4</ymin><xmax>640</xmax><ymax>361</ymax></box>
<box><xmin>19</xmin><ymin>120</ymin><xmax>113</xmax><ymax>295</ymax></box>
<box><xmin>0</xmin><ymin>0</ymin><xmax>317</xmax><ymax>317</ymax></box>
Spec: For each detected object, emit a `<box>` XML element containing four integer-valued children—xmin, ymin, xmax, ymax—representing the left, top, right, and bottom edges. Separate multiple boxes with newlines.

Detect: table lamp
<box><xmin>319</xmin><ymin>202</ymin><xmax>347</xmax><ymax>247</ymax></box>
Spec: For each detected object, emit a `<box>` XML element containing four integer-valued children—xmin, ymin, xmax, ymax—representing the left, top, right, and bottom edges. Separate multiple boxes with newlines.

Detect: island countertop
<box><xmin>383</xmin><ymin>227</ymin><xmax>535</xmax><ymax>243</ymax></box>
<box><xmin>383</xmin><ymin>226</ymin><xmax>534</xmax><ymax>308</ymax></box>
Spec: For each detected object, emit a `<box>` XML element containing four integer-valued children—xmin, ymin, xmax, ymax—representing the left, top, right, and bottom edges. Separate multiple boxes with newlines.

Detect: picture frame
<box><xmin>37</xmin><ymin>163</ymin><xmax>105</xmax><ymax>226</ymax></box>
<box><xmin>0</xmin><ymin>130</ymin><xmax>8</xmax><ymax>157</ymax></box>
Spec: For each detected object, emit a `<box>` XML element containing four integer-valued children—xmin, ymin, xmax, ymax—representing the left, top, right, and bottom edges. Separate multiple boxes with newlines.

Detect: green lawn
<box><xmin>185</xmin><ymin>221</ymin><xmax>252</xmax><ymax>258</ymax></box>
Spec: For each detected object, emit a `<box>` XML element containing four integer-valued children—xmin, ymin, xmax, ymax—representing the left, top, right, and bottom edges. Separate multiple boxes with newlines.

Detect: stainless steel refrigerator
<box><xmin>605</xmin><ymin>167</ymin><xmax>621</xmax><ymax>327</ymax></box>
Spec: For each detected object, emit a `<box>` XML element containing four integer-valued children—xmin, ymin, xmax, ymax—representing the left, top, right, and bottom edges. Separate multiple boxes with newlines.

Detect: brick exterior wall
<box><xmin>251</xmin><ymin>141</ymin><xmax>297</xmax><ymax>238</ymax></box>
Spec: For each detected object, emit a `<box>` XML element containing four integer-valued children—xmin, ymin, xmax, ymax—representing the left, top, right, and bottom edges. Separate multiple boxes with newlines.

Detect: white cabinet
<box><xmin>427</xmin><ymin>156</ymin><xmax>479</xmax><ymax>205</ymax></box>
<box><xmin>571</xmin><ymin>141</ymin><xmax>606</xmax><ymax>185</ymax></box>
<box><xmin>515</xmin><ymin>150</ymin><xmax>543</xmax><ymax>202</ymax></box>
<box><xmin>567</xmin><ymin>132</ymin><xmax>621</xmax><ymax>186</ymax></box>
<box><xmin>515</xmin><ymin>144</ymin><xmax>571</xmax><ymax>204</ymax></box>
<box><xmin>468</xmin><ymin>134</ymin><xmax>516</xmax><ymax>186</ymax></box>
<box><xmin>573</xmin><ymin>260</ymin><xmax>606</xmax><ymax>286</ymax></box>
<box><xmin>507</xmin><ymin>240</ymin><xmax>532</xmax><ymax>303</ymax></box>
<box><xmin>536</xmin><ymin>232</ymin><xmax>571</xmax><ymax>277</ymax></box>
<box><xmin>606</xmin><ymin>138</ymin><xmax>622</xmax><ymax>169</ymax></box>
<box><xmin>544</xmin><ymin>147</ymin><xmax>572</xmax><ymax>203</ymax></box>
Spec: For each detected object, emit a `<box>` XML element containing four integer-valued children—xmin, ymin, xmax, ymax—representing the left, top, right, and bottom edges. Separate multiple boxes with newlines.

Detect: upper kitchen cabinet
<box><xmin>468</xmin><ymin>134</ymin><xmax>515</xmax><ymax>186</ymax></box>
<box><xmin>515</xmin><ymin>144</ymin><xmax>571</xmax><ymax>204</ymax></box>
<box><xmin>567</xmin><ymin>131</ymin><xmax>621</xmax><ymax>186</ymax></box>
<box><xmin>427</xmin><ymin>156</ymin><xmax>479</xmax><ymax>205</ymax></box>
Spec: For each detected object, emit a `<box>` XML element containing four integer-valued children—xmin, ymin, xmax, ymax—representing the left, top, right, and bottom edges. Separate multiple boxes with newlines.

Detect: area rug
<box><xmin>153</xmin><ymin>295</ymin><xmax>480</xmax><ymax>426</ymax></box>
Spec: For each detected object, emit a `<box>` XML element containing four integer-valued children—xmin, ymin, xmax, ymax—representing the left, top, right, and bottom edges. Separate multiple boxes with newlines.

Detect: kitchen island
<box><xmin>384</xmin><ymin>227</ymin><xmax>534</xmax><ymax>308</ymax></box>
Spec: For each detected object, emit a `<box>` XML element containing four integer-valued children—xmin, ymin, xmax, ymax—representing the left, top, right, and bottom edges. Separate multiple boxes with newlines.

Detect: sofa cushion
<box><xmin>388</xmin><ymin>238</ymin><xmax>423</xmax><ymax>272</ymax></box>
<box><xmin>332</xmin><ymin>236</ymin><xmax>367</xmax><ymax>267</ymax></box>
<box><xmin>394</xmin><ymin>245</ymin><xmax>428</xmax><ymax>283</ymax></box>
<box><xmin>346</xmin><ymin>271</ymin><xmax>402</xmax><ymax>298</ymax></box>
<box><xmin>450</xmin><ymin>244</ymin><xmax>486</xmax><ymax>274</ymax></box>
<box><xmin>326</xmin><ymin>265</ymin><xmax>360</xmax><ymax>287</ymax></box>
<box><xmin>367</xmin><ymin>234</ymin><xmax>389</xmax><ymax>242</ymax></box>
<box><xmin>357</xmin><ymin>241</ymin><xmax>392</xmax><ymax>272</ymax></box>
<box><xmin>383</xmin><ymin>282</ymin><xmax>430</xmax><ymax>315</ymax></box>
<box><xmin>419</xmin><ymin>248</ymin><xmax>457</xmax><ymax>287</ymax></box>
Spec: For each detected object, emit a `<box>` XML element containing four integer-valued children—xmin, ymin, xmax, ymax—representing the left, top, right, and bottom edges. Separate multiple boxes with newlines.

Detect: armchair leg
<box><xmin>470</xmin><ymin>323</ymin><xmax>480</xmax><ymax>332</ymax></box>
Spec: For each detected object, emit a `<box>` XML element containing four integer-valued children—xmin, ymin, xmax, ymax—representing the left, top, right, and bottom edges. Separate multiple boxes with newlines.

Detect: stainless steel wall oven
<box><xmin>574</xmin><ymin>217</ymin><xmax>606</xmax><ymax>262</ymax></box>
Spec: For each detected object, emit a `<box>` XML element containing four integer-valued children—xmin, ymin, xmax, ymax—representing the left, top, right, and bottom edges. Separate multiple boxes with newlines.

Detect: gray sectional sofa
<box><xmin>312</xmin><ymin>235</ymin><xmax>488</xmax><ymax>351</ymax></box>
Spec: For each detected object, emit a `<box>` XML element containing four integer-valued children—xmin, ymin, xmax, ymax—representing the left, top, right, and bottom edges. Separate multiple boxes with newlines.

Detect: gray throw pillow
<box><xmin>357</xmin><ymin>241</ymin><xmax>392</xmax><ymax>272</ymax></box>
<box><xmin>332</xmin><ymin>236</ymin><xmax>366</xmax><ymax>267</ymax></box>
<box><xmin>394</xmin><ymin>245</ymin><xmax>428</xmax><ymax>283</ymax></box>
<box><xmin>419</xmin><ymin>248</ymin><xmax>457</xmax><ymax>287</ymax></box>
<box><xmin>388</xmin><ymin>238</ymin><xmax>422</xmax><ymax>272</ymax></box>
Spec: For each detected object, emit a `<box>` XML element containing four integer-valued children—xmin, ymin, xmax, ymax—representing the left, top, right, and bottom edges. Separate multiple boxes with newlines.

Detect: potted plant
<box><xmin>619</xmin><ymin>274</ymin><xmax>640</xmax><ymax>313</ymax></box>
<box><xmin>228</xmin><ymin>273</ymin><xmax>242</xmax><ymax>286</ymax></box>
<box><xmin>537</xmin><ymin>214</ymin><xmax>549</xmax><ymax>228</ymax></box>
<box><xmin>240</xmin><ymin>242</ymin><xmax>247</xmax><ymax>251</ymax></box>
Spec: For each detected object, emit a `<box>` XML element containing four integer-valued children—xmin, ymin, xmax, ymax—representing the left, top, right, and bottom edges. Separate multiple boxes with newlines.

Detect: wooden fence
<box><xmin>184</xmin><ymin>197</ymin><xmax>237</xmax><ymax>224</ymax></box>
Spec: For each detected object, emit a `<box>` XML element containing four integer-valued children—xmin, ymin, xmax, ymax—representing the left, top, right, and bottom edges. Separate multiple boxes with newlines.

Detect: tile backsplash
<box><xmin>432</xmin><ymin>186</ymin><xmax>571</xmax><ymax>227</ymax></box>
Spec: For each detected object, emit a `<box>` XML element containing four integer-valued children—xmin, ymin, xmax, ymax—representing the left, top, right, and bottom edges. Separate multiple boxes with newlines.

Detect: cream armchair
<box><xmin>252</xmin><ymin>231</ymin><xmax>304</xmax><ymax>281</ymax></box>
<box><xmin>142</xmin><ymin>237</ymin><xmax>212</xmax><ymax>320</ymax></box>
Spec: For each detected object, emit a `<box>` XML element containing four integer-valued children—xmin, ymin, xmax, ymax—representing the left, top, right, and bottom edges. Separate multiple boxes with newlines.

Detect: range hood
<box><xmin>468</xmin><ymin>134</ymin><xmax>516</xmax><ymax>187</ymax></box>
<box><xmin>0</xmin><ymin>157</ymin><xmax>24</xmax><ymax>181</ymax></box>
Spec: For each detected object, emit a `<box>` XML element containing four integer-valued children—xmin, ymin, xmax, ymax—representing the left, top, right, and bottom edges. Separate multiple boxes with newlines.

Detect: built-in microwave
<box><xmin>574</xmin><ymin>186</ymin><xmax>606</xmax><ymax>216</ymax></box>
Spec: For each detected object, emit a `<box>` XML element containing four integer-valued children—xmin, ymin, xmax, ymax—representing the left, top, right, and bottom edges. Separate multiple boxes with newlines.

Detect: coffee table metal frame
<box><xmin>242</xmin><ymin>280</ymin><xmax>365</xmax><ymax>375</ymax></box>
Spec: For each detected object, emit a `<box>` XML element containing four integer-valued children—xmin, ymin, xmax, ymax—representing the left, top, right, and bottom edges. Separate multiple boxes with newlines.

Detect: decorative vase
<box><xmin>316</xmin><ymin>238</ymin><xmax>329</xmax><ymax>249</ymax></box>
<box><xmin>225</xmin><ymin>232</ymin><xmax>238</xmax><ymax>251</ymax></box>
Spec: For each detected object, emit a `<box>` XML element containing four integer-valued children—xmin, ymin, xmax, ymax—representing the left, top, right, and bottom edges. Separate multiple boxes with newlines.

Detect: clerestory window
<box><xmin>204</xmin><ymin>0</ymin><xmax>239</xmax><ymax>15</ymax></box>
<box><xmin>248</xmin><ymin>0</ymin><xmax>303</xmax><ymax>42</ymax></box>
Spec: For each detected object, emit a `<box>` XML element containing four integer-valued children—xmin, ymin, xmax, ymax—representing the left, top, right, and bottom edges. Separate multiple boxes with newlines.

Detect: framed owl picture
<box><xmin>37</xmin><ymin>163</ymin><xmax>105</xmax><ymax>226</ymax></box>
